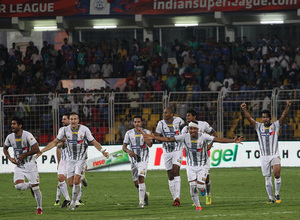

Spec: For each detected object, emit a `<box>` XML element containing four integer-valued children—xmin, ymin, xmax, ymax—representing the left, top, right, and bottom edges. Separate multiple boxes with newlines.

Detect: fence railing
<box><xmin>2</xmin><ymin>89</ymin><xmax>300</xmax><ymax>146</ymax></box>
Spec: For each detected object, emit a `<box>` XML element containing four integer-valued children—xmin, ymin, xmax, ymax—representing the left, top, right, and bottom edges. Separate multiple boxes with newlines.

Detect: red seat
<box><xmin>91</xmin><ymin>127</ymin><xmax>98</xmax><ymax>134</ymax></box>
<box><xmin>99</xmin><ymin>127</ymin><xmax>109</xmax><ymax>134</ymax></box>
<box><xmin>94</xmin><ymin>133</ymin><xmax>105</xmax><ymax>142</ymax></box>
<box><xmin>50</xmin><ymin>134</ymin><xmax>56</xmax><ymax>141</ymax></box>
<box><xmin>39</xmin><ymin>134</ymin><xmax>49</xmax><ymax>144</ymax></box>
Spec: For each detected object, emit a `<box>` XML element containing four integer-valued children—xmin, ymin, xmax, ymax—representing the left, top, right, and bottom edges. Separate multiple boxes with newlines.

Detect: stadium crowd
<box><xmin>0</xmin><ymin>34</ymin><xmax>300</xmax><ymax>97</ymax></box>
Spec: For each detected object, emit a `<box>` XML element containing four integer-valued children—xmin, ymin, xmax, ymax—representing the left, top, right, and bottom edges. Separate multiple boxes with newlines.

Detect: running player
<box><xmin>122</xmin><ymin>116</ymin><xmax>152</xmax><ymax>208</ymax></box>
<box><xmin>144</xmin><ymin>121</ymin><xmax>244</xmax><ymax>211</ymax></box>
<box><xmin>241</xmin><ymin>100</ymin><xmax>292</xmax><ymax>204</ymax></box>
<box><xmin>3</xmin><ymin>116</ymin><xmax>43</xmax><ymax>214</ymax></box>
<box><xmin>35</xmin><ymin>112</ymin><xmax>109</xmax><ymax>210</ymax></box>
<box><xmin>155</xmin><ymin>107</ymin><xmax>185</xmax><ymax>206</ymax></box>
<box><xmin>181</xmin><ymin>109</ymin><xmax>216</xmax><ymax>205</ymax></box>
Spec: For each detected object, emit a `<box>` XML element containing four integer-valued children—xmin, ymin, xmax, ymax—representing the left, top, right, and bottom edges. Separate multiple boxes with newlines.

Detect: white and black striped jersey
<box><xmin>175</xmin><ymin>133</ymin><xmax>215</xmax><ymax>167</ymax></box>
<box><xmin>155</xmin><ymin>117</ymin><xmax>185</xmax><ymax>153</ymax></box>
<box><xmin>57</xmin><ymin>124</ymin><xmax>93</xmax><ymax>160</ymax></box>
<box><xmin>254</xmin><ymin>120</ymin><xmax>280</xmax><ymax>156</ymax></box>
<box><xmin>57</xmin><ymin>127</ymin><xmax>68</xmax><ymax>161</ymax></box>
<box><xmin>181</xmin><ymin>120</ymin><xmax>214</xmax><ymax>135</ymax></box>
<box><xmin>123</xmin><ymin>128</ymin><xmax>151</xmax><ymax>163</ymax></box>
<box><xmin>4</xmin><ymin>130</ymin><xmax>37</xmax><ymax>166</ymax></box>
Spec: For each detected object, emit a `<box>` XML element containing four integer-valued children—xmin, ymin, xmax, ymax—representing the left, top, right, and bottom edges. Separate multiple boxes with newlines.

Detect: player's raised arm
<box><xmin>90</xmin><ymin>139</ymin><xmax>109</xmax><ymax>159</ymax></box>
<box><xmin>35</xmin><ymin>138</ymin><xmax>60</xmax><ymax>159</ymax></box>
<box><xmin>279</xmin><ymin>100</ymin><xmax>292</xmax><ymax>125</ymax></box>
<box><xmin>241</xmin><ymin>102</ymin><xmax>256</xmax><ymax>128</ymax></box>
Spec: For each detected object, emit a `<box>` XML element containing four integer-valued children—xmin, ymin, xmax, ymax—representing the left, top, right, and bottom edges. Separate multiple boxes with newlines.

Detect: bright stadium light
<box><xmin>174</xmin><ymin>23</ymin><xmax>198</xmax><ymax>27</ymax></box>
<box><xmin>260</xmin><ymin>20</ymin><xmax>284</xmax><ymax>24</ymax></box>
<box><xmin>93</xmin><ymin>25</ymin><xmax>117</xmax><ymax>29</ymax></box>
<box><xmin>34</xmin><ymin>26</ymin><xmax>58</xmax><ymax>30</ymax></box>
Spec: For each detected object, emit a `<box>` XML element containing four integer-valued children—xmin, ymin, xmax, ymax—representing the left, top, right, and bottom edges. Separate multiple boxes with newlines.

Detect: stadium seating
<box><xmin>39</xmin><ymin>134</ymin><xmax>49</xmax><ymax>145</ymax></box>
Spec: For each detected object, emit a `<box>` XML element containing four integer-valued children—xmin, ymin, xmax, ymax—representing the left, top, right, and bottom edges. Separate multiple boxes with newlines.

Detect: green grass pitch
<box><xmin>0</xmin><ymin>167</ymin><xmax>299</xmax><ymax>220</ymax></box>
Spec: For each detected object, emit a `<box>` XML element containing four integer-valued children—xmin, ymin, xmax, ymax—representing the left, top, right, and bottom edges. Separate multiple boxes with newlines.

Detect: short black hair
<box><xmin>63</xmin><ymin>112</ymin><xmax>70</xmax><ymax>119</ymax></box>
<box><xmin>12</xmin><ymin>116</ymin><xmax>23</xmax><ymax>126</ymax></box>
<box><xmin>133</xmin><ymin>115</ymin><xmax>143</xmax><ymax>120</ymax></box>
<box><xmin>187</xmin><ymin>109</ymin><xmax>197</xmax><ymax>117</ymax></box>
<box><xmin>261</xmin><ymin>109</ymin><xmax>271</xmax><ymax>118</ymax></box>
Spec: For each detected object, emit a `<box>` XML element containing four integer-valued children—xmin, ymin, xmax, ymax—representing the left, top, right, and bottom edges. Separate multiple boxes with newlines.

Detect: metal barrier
<box><xmin>221</xmin><ymin>90</ymin><xmax>275</xmax><ymax>140</ymax></box>
<box><xmin>168</xmin><ymin>91</ymin><xmax>221</xmax><ymax>136</ymax></box>
<box><xmin>1</xmin><ymin>90</ymin><xmax>300</xmax><ymax>146</ymax></box>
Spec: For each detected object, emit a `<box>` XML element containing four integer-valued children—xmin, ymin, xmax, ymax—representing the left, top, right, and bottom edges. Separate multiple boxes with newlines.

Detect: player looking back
<box><xmin>241</xmin><ymin>100</ymin><xmax>292</xmax><ymax>204</ymax></box>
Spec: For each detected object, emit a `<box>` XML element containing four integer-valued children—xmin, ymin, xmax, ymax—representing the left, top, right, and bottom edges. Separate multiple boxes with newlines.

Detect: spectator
<box><xmin>101</xmin><ymin>59</ymin><xmax>113</xmax><ymax>78</ymax></box>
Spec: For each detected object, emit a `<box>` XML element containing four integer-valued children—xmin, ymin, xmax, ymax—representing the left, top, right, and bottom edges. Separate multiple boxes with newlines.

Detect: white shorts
<box><xmin>131</xmin><ymin>161</ymin><xmax>148</xmax><ymax>182</ymax></box>
<box><xmin>14</xmin><ymin>161</ymin><xmax>40</xmax><ymax>185</ymax></box>
<box><xmin>67</xmin><ymin>159</ymin><xmax>86</xmax><ymax>179</ymax></box>
<box><xmin>186</xmin><ymin>165</ymin><xmax>209</xmax><ymax>183</ymax></box>
<box><xmin>260</xmin><ymin>154</ymin><xmax>281</xmax><ymax>177</ymax></box>
<box><xmin>163</xmin><ymin>150</ymin><xmax>183</xmax><ymax>171</ymax></box>
<box><xmin>57</xmin><ymin>160</ymin><xmax>67</xmax><ymax>176</ymax></box>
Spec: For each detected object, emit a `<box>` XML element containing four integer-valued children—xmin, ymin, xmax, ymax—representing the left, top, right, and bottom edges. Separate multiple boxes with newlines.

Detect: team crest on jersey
<box><xmin>23</xmin><ymin>140</ymin><xmax>26</xmax><ymax>145</ymax></box>
<box><xmin>177</xmin><ymin>159</ymin><xmax>182</xmax><ymax>163</ymax></box>
<box><xmin>202</xmin><ymin>177</ymin><xmax>206</xmax><ymax>182</ymax></box>
<box><xmin>80</xmin><ymin>134</ymin><xmax>83</xmax><ymax>139</ymax></box>
<box><xmin>140</xmin><ymin>171</ymin><xmax>146</xmax><ymax>175</ymax></box>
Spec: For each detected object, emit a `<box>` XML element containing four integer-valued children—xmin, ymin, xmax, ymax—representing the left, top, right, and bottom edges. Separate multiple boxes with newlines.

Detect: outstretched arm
<box><xmin>214</xmin><ymin>136</ymin><xmax>245</xmax><ymax>144</ymax></box>
<box><xmin>279</xmin><ymin>100</ymin><xmax>292</xmax><ymax>126</ymax></box>
<box><xmin>241</xmin><ymin>102</ymin><xmax>256</xmax><ymax>128</ymax></box>
<box><xmin>144</xmin><ymin>133</ymin><xmax>176</xmax><ymax>142</ymax></box>
<box><xmin>137</xmin><ymin>127</ymin><xmax>153</xmax><ymax>147</ymax></box>
<box><xmin>35</xmin><ymin>138</ymin><xmax>60</xmax><ymax>158</ymax></box>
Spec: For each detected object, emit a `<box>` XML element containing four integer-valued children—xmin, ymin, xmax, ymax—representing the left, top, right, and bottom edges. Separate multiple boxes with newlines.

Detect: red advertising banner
<box><xmin>0</xmin><ymin>0</ymin><xmax>88</xmax><ymax>17</ymax></box>
<box><xmin>109</xmin><ymin>0</ymin><xmax>300</xmax><ymax>15</ymax></box>
<box><xmin>0</xmin><ymin>0</ymin><xmax>299</xmax><ymax>17</ymax></box>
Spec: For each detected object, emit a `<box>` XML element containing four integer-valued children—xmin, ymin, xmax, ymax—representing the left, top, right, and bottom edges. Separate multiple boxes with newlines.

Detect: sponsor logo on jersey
<box><xmin>15</xmin><ymin>138</ymin><xmax>22</xmax><ymax>142</ymax></box>
<box><xmin>135</xmin><ymin>134</ymin><xmax>142</xmax><ymax>137</ymax></box>
<box><xmin>72</xmin><ymin>132</ymin><xmax>78</xmax><ymax>134</ymax></box>
<box><xmin>67</xmin><ymin>139</ymin><xmax>83</xmax><ymax>144</ymax></box>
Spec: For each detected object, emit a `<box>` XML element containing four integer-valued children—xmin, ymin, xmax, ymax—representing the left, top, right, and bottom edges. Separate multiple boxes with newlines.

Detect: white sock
<box><xmin>189</xmin><ymin>182</ymin><xmax>200</xmax><ymax>207</ymax></box>
<box><xmin>274</xmin><ymin>177</ymin><xmax>281</xmax><ymax>195</ymax></box>
<box><xmin>265</xmin><ymin>176</ymin><xmax>273</xmax><ymax>200</ymax></box>
<box><xmin>76</xmin><ymin>183</ymin><xmax>82</xmax><ymax>204</ymax></box>
<box><xmin>59</xmin><ymin>181</ymin><xmax>70</xmax><ymax>201</ymax></box>
<box><xmin>174</xmin><ymin>176</ymin><xmax>181</xmax><ymax>199</ymax></box>
<box><xmin>168</xmin><ymin>179</ymin><xmax>175</xmax><ymax>200</ymax></box>
<box><xmin>56</xmin><ymin>184</ymin><xmax>61</xmax><ymax>201</ymax></box>
<box><xmin>71</xmin><ymin>184</ymin><xmax>81</xmax><ymax>205</ymax></box>
<box><xmin>32</xmin><ymin>186</ymin><xmax>42</xmax><ymax>209</ymax></box>
<box><xmin>206</xmin><ymin>180</ymin><xmax>211</xmax><ymax>196</ymax></box>
<box><xmin>138</xmin><ymin>183</ymin><xmax>146</xmax><ymax>204</ymax></box>
<box><xmin>14</xmin><ymin>182</ymin><xmax>30</xmax><ymax>190</ymax></box>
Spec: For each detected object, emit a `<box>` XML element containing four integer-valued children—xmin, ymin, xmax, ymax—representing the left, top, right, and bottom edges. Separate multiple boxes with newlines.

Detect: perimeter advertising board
<box><xmin>1</xmin><ymin>142</ymin><xmax>299</xmax><ymax>173</ymax></box>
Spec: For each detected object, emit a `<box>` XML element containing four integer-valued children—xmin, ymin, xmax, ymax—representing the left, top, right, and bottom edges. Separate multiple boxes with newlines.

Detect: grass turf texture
<box><xmin>0</xmin><ymin>167</ymin><xmax>299</xmax><ymax>220</ymax></box>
